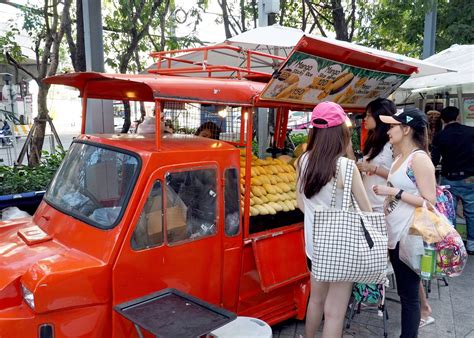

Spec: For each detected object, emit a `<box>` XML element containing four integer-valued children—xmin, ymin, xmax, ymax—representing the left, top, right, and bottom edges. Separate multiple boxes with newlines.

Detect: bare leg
<box><xmin>321</xmin><ymin>282</ymin><xmax>353</xmax><ymax>338</ymax></box>
<box><xmin>304</xmin><ymin>277</ymin><xmax>329</xmax><ymax>338</ymax></box>
<box><xmin>419</xmin><ymin>282</ymin><xmax>432</xmax><ymax>320</ymax></box>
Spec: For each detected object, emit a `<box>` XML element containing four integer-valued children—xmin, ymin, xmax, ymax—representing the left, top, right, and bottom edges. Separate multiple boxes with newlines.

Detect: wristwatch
<box><xmin>395</xmin><ymin>189</ymin><xmax>404</xmax><ymax>200</ymax></box>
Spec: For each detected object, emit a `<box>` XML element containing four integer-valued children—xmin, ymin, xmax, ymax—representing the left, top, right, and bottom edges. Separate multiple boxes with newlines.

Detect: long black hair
<box><xmin>363</xmin><ymin>98</ymin><xmax>397</xmax><ymax>161</ymax></box>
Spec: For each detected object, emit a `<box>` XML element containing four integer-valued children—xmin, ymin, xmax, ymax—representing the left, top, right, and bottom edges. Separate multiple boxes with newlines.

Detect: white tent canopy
<box><xmin>147</xmin><ymin>25</ymin><xmax>452</xmax><ymax>79</ymax></box>
<box><xmin>400</xmin><ymin>45</ymin><xmax>474</xmax><ymax>93</ymax></box>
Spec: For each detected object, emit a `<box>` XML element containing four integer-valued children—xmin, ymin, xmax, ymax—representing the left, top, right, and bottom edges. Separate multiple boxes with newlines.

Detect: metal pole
<box><xmin>82</xmin><ymin>0</ymin><xmax>114</xmax><ymax>133</ymax></box>
<box><xmin>422</xmin><ymin>0</ymin><xmax>437</xmax><ymax>59</ymax></box>
<box><xmin>256</xmin><ymin>0</ymin><xmax>280</xmax><ymax>158</ymax></box>
<box><xmin>457</xmin><ymin>88</ymin><xmax>464</xmax><ymax>124</ymax></box>
<box><xmin>83</xmin><ymin>0</ymin><xmax>105</xmax><ymax>73</ymax></box>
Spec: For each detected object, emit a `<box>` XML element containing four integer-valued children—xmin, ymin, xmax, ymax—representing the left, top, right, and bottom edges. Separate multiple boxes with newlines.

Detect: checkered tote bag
<box><xmin>312</xmin><ymin>158</ymin><xmax>388</xmax><ymax>284</ymax></box>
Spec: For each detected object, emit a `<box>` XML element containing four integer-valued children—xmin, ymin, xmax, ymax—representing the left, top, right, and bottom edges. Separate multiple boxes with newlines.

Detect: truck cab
<box><xmin>0</xmin><ymin>35</ymin><xmax>417</xmax><ymax>337</ymax></box>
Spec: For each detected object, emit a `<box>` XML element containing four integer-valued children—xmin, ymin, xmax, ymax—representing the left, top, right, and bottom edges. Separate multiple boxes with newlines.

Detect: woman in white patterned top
<box><xmin>297</xmin><ymin>102</ymin><xmax>371</xmax><ymax>338</ymax></box>
<box><xmin>357</xmin><ymin>98</ymin><xmax>396</xmax><ymax>212</ymax></box>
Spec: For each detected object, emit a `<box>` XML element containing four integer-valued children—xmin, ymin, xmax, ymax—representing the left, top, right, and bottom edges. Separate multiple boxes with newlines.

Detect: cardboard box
<box><xmin>147</xmin><ymin>205</ymin><xmax>187</xmax><ymax>236</ymax></box>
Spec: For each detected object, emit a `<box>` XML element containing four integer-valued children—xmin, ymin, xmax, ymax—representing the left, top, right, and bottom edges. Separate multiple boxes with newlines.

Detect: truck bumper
<box><xmin>0</xmin><ymin>303</ymin><xmax>110</xmax><ymax>338</ymax></box>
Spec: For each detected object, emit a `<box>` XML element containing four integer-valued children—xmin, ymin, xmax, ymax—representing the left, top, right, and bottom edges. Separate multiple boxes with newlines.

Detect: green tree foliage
<box><xmin>0</xmin><ymin>26</ymin><xmax>24</xmax><ymax>64</ymax></box>
<box><xmin>4</xmin><ymin>0</ymin><xmax>73</xmax><ymax>166</ymax></box>
<box><xmin>103</xmin><ymin>0</ymin><xmax>208</xmax><ymax>74</ymax></box>
<box><xmin>102</xmin><ymin>0</ymin><xmax>208</xmax><ymax>132</ymax></box>
<box><xmin>356</xmin><ymin>0</ymin><xmax>474</xmax><ymax>58</ymax></box>
<box><xmin>216</xmin><ymin>0</ymin><xmax>365</xmax><ymax>42</ymax></box>
<box><xmin>0</xmin><ymin>148</ymin><xmax>65</xmax><ymax>195</ymax></box>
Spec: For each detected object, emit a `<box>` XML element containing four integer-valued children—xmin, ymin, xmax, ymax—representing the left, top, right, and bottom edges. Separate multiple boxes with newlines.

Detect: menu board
<box><xmin>463</xmin><ymin>98</ymin><xmax>474</xmax><ymax>126</ymax></box>
<box><xmin>260</xmin><ymin>51</ymin><xmax>410</xmax><ymax>109</ymax></box>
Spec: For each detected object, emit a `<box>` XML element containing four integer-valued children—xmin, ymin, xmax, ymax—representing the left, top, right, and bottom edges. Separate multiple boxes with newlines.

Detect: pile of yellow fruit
<box><xmin>240</xmin><ymin>149</ymin><xmax>298</xmax><ymax>216</ymax></box>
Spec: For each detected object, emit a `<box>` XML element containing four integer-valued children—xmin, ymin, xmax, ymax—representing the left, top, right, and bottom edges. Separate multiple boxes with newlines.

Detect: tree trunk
<box><xmin>28</xmin><ymin>84</ymin><xmax>50</xmax><ymax>166</ymax></box>
<box><xmin>331</xmin><ymin>0</ymin><xmax>349</xmax><ymax>41</ymax></box>
<box><xmin>251</xmin><ymin>0</ymin><xmax>257</xmax><ymax>28</ymax></box>
<box><xmin>121</xmin><ymin>101</ymin><xmax>132</xmax><ymax>133</ymax></box>
<box><xmin>280</xmin><ymin>0</ymin><xmax>287</xmax><ymax>26</ymax></box>
<box><xmin>76</xmin><ymin>0</ymin><xmax>86</xmax><ymax>71</ymax></box>
<box><xmin>219</xmin><ymin>0</ymin><xmax>232</xmax><ymax>39</ymax></box>
<box><xmin>240</xmin><ymin>0</ymin><xmax>246</xmax><ymax>32</ymax></box>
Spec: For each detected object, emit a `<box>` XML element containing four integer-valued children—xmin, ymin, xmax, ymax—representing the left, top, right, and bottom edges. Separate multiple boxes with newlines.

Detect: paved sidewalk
<box><xmin>272</xmin><ymin>257</ymin><xmax>474</xmax><ymax>337</ymax></box>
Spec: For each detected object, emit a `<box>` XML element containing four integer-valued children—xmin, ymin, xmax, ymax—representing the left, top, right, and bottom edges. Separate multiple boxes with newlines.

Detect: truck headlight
<box><xmin>21</xmin><ymin>283</ymin><xmax>35</xmax><ymax>310</ymax></box>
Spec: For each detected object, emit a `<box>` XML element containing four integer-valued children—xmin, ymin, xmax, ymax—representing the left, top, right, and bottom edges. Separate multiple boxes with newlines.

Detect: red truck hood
<box><xmin>0</xmin><ymin>218</ymin><xmax>63</xmax><ymax>289</ymax></box>
<box><xmin>0</xmin><ymin>217</ymin><xmax>109</xmax><ymax>312</ymax></box>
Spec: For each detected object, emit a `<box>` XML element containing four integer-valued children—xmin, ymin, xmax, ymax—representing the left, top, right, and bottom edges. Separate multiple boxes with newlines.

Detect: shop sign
<box><xmin>463</xmin><ymin>98</ymin><xmax>474</xmax><ymax>126</ymax></box>
<box><xmin>260</xmin><ymin>51</ymin><xmax>410</xmax><ymax>109</ymax></box>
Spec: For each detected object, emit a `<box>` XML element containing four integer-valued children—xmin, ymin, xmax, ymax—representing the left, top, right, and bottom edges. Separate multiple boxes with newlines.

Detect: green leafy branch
<box><xmin>0</xmin><ymin>148</ymin><xmax>66</xmax><ymax>195</ymax></box>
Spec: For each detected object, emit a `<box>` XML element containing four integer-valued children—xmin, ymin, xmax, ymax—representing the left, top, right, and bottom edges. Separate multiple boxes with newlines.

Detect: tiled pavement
<box><xmin>272</xmin><ymin>257</ymin><xmax>474</xmax><ymax>337</ymax></box>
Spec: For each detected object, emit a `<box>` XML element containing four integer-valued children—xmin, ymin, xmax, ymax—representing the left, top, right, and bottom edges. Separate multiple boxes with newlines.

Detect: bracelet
<box><xmin>372</xmin><ymin>165</ymin><xmax>378</xmax><ymax>174</ymax></box>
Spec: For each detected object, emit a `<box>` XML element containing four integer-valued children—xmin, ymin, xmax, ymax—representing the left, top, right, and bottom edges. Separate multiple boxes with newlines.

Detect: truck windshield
<box><xmin>45</xmin><ymin>142</ymin><xmax>140</xmax><ymax>229</ymax></box>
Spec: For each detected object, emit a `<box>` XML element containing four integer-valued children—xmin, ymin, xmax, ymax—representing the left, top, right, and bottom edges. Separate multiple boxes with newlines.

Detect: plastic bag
<box><xmin>89</xmin><ymin>207</ymin><xmax>121</xmax><ymax>226</ymax></box>
<box><xmin>411</xmin><ymin>203</ymin><xmax>452</xmax><ymax>244</ymax></box>
<box><xmin>399</xmin><ymin>226</ymin><xmax>425</xmax><ymax>274</ymax></box>
<box><xmin>136</xmin><ymin>116</ymin><xmax>156</xmax><ymax>134</ymax></box>
<box><xmin>1</xmin><ymin>207</ymin><xmax>30</xmax><ymax>220</ymax></box>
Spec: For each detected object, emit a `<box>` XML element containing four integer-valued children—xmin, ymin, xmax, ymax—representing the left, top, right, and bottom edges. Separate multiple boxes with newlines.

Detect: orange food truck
<box><xmin>0</xmin><ymin>36</ymin><xmax>417</xmax><ymax>337</ymax></box>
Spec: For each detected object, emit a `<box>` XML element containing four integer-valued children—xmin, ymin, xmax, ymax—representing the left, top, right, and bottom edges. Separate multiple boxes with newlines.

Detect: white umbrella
<box><xmin>400</xmin><ymin>44</ymin><xmax>474</xmax><ymax>93</ymax></box>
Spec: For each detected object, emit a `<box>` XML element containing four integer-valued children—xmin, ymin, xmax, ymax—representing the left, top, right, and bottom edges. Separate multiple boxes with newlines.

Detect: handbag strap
<box><xmin>346</xmin><ymin>161</ymin><xmax>375</xmax><ymax>249</ymax></box>
<box><xmin>341</xmin><ymin>158</ymin><xmax>355</xmax><ymax>210</ymax></box>
<box><xmin>329</xmin><ymin>158</ymin><xmax>343</xmax><ymax>208</ymax></box>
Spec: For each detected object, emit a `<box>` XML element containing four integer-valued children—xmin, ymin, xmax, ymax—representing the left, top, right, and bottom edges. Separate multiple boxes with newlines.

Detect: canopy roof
<box><xmin>147</xmin><ymin>25</ymin><xmax>452</xmax><ymax>79</ymax></box>
<box><xmin>400</xmin><ymin>45</ymin><xmax>474</xmax><ymax>93</ymax></box>
<box><xmin>43</xmin><ymin>72</ymin><xmax>266</xmax><ymax>106</ymax></box>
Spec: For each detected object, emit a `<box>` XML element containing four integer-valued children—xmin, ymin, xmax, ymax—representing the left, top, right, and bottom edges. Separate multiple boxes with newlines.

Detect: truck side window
<box><xmin>131</xmin><ymin>181</ymin><xmax>163</xmax><ymax>250</ymax></box>
<box><xmin>224</xmin><ymin>168</ymin><xmax>240</xmax><ymax>236</ymax></box>
<box><xmin>165</xmin><ymin>168</ymin><xmax>217</xmax><ymax>243</ymax></box>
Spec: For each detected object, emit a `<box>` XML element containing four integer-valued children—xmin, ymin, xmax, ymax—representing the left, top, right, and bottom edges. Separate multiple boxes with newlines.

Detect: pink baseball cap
<box><xmin>311</xmin><ymin>101</ymin><xmax>349</xmax><ymax>128</ymax></box>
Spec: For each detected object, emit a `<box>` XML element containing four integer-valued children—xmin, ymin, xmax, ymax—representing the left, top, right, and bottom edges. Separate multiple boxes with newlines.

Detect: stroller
<box><xmin>345</xmin><ymin>282</ymin><xmax>389</xmax><ymax>337</ymax></box>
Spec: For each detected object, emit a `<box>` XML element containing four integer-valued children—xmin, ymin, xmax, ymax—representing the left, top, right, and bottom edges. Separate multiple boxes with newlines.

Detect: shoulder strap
<box><xmin>407</xmin><ymin>149</ymin><xmax>426</xmax><ymax>166</ymax></box>
<box><xmin>406</xmin><ymin>149</ymin><xmax>427</xmax><ymax>185</ymax></box>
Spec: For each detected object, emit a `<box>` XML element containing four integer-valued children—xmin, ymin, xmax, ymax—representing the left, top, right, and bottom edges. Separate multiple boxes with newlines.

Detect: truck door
<box><xmin>111</xmin><ymin>164</ymin><xmax>223</xmax><ymax>337</ymax></box>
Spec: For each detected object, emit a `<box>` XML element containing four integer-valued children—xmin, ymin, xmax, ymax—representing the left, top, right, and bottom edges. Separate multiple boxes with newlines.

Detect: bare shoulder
<box><xmin>412</xmin><ymin>152</ymin><xmax>435</xmax><ymax>171</ymax></box>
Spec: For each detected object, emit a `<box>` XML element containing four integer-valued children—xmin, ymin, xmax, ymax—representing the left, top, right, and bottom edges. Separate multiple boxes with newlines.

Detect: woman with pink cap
<box><xmin>296</xmin><ymin>101</ymin><xmax>371</xmax><ymax>338</ymax></box>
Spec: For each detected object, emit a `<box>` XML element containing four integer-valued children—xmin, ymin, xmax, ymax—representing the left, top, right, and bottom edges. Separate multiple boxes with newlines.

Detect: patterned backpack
<box><xmin>406</xmin><ymin>152</ymin><xmax>456</xmax><ymax>224</ymax></box>
<box><xmin>434</xmin><ymin>185</ymin><xmax>456</xmax><ymax>225</ymax></box>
